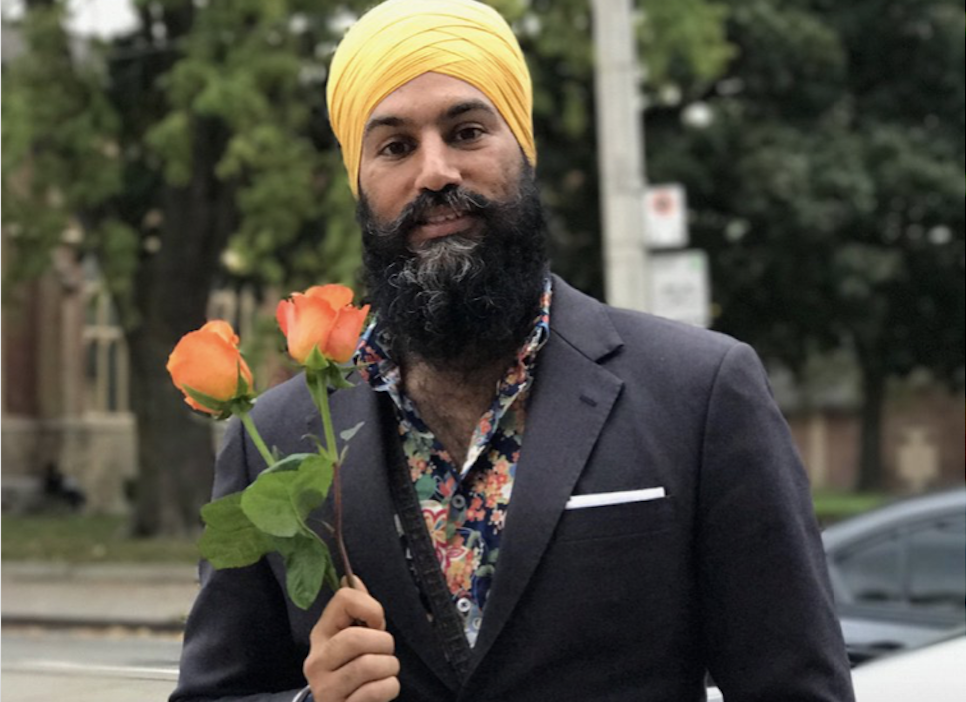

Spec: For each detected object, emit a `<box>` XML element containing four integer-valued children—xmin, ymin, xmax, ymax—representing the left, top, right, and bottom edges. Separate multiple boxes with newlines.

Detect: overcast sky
<box><xmin>2</xmin><ymin>0</ymin><xmax>139</xmax><ymax>38</ymax></box>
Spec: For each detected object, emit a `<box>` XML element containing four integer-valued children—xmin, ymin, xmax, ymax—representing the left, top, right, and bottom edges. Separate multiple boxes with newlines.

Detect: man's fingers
<box><xmin>346</xmin><ymin>675</ymin><xmax>401</xmax><ymax>702</ymax></box>
<box><xmin>304</xmin><ymin>628</ymin><xmax>398</xmax><ymax>702</ymax></box>
<box><xmin>304</xmin><ymin>579</ymin><xmax>399</xmax><ymax>702</ymax></box>
<box><xmin>312</xmin><ymin>586</ymin><xmax>387</xmax><ymax>640</ymax></box>
<box><xmin>333</xmin><ymin>651</ymin><xmax>400</xmax><ymax>699</ymax></box>
<box><xmin>320</xmin><ymin>627</ymin><xmax>395</xmax><ymax>672</ymax></box>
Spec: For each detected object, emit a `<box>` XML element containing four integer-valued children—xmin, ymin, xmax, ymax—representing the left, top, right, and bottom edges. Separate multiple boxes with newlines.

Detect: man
<box><xmin>172</xmin><ymin>1</ymin><xmax>855</xmax><ymax>701</ymax></box>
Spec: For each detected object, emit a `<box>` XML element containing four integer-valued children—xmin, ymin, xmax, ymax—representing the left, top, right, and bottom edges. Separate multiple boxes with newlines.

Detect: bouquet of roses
<box><xmin>166</xmin><ymin>284</ymin><xmax>369</xmax><ymax>609</ymax></box>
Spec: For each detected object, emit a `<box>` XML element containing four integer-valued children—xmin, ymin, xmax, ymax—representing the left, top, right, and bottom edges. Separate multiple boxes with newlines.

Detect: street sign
<box><xmin>643</xmin><ymin>184</ymin><xmax>688</xmax><ymax>249</ymax></box>
<box><xmin>648</xmin><ymin>249</ymin><xmax>710</xmax><ymax>328</ymax></box>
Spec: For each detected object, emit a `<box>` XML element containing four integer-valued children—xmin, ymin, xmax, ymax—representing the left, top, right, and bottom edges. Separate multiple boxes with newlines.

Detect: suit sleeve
<box><xmin>169</xmin><ymin>416</ymin><xmax>308</xmax><ymax>702</ymax></box>
<box><xmin>696</xmin><ymin>343</ymin><xmax>855</xmax><ymax>701</ymax></box>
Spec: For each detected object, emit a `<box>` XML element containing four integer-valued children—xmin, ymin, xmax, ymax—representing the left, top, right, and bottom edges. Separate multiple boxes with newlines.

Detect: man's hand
<box><xmin>304</xmin><ymin>577</ymin><xmax>401</xmax><ymax>702</ymax></box>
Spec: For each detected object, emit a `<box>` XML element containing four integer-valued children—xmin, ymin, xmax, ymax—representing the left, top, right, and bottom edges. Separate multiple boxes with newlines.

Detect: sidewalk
<box><xmin>1</xmin><ymin>561</ymin><xmax>200</xmax><ymax>631</ymax></box>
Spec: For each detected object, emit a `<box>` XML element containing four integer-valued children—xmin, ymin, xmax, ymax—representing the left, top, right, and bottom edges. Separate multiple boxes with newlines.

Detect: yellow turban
<box><xmin>326</xmin><ymin>0</ymin><xmax>535</xmax><ymax>198</ymax></box>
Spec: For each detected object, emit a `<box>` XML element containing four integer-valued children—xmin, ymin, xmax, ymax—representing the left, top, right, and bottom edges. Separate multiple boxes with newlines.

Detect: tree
<box><xmin>647</xmin><ymin>0</ymin><xmax>965</xmax><ymax>489</ymax></box>
<box><xmin>3</xmin><ymin>0</ymin><xmax>367</xmax><ymax>536</ymax></box>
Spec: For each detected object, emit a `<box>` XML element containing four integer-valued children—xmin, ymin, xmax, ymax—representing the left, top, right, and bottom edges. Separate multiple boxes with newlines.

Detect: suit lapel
<box><xmin>309</xmin><ymin>383</ymin><xmax>463</xmax><ymax>692</ymax></box>
<box><xmin>468</xmin><ymin>278</ymin><xmax>624</xmax><ymax>676</ymax></box>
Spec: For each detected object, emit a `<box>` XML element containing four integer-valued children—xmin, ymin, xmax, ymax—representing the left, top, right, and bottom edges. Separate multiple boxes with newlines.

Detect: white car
<box><xmin>849</xmin><ymin>633</ymin><xmax>966</xmax><ymax>701</ymax></box>
<box><xmin>706</xmin><ymin>634</ymin><xmax>966</xmax><ymax>701</ymax></box>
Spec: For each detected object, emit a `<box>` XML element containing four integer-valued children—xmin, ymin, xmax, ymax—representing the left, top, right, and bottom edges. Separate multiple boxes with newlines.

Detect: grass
<box><xmin>1</xmin><ymin>513</ymin><xmax>200</xmax><ymax>564</ymax></box>
<box><xmin>812</xmin><ymin>491</ymin><xmax>891</xmax><ymax>526</ymax></box>
<box><xmin>3</xmin><ymin>491</ymin><xmax>890</xmax><ymax>563</ymax></box>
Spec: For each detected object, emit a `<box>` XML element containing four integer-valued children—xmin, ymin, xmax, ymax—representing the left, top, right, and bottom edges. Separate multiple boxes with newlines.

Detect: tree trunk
<box><xmin>856</xmin><ymin>363</ymin><xmax>886</xmax><ymax>492</ymax></box>
<box><xmin>128</xmin><ymin>116</ymin><xmax>235</xmax><ymax>537</ymax></box>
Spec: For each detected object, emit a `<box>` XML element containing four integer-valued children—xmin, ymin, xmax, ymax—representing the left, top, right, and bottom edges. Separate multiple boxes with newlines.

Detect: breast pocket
<box><xmin>552</xmin><ymin>495</ymin><xmax>677</xmax><ymax>543</ymax></box>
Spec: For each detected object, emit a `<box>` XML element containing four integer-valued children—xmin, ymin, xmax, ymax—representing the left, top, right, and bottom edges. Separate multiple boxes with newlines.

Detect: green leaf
<box><xmin>271</xmin><ymin>533</ymin><xmax>336</xmax><ymax>610</ymax></box>
<box><xmin>227</xmin><ymin>396</ymin><xmax>255</xmax><ymax>417</ymax></box>
<box><xmin>299</xmin><ymin>453</ymin><xmax>336</xmax><ymax>501</ymax></box>
<box><xmin>183</xmin><ymin>384</ymin><xmax>230</xmax><ymax>415</ymax></box>
<box><xmin>339</xmin><ymin>421</ymin><xmax>365</xmax><ymax>443</ymax></box>
<box><xmin>261</xmin><ymin>452</ymin><xmax>314</xmax><ymax>475</ymax></box>
<box><xmin>304</xmin><ymin>346</ymin><xmax>331</xmax><ymax>372</ymax></box>
<box><xmin>198</xmin><ymin>493</ymin><xmax>271</xmax><ymax>568</ymax></box>
<box><xmin>240</xmin><ymin>455</ymin><xmax>333</xmax><ymax>537</ymax></box>
<box><xmin>324</xmin><ymin>560</ymin><xmax>340</xmax><ymax>593</ymax></box>
<box><xmin>325</xmin><ymin>363</ymin><xmax>355</xmax><ymax>390</ymax></box>
<box><xmin>236</xmin><ymin>363</ymin><xmax>252</xmax><ymax>396</ymax></box>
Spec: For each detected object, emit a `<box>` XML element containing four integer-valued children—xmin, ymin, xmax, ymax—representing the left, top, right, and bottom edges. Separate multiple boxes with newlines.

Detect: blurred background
<box><xmin>1</xmin><ymin>0</ymin><xmax>963</xmax><ymax>699</ymax></box>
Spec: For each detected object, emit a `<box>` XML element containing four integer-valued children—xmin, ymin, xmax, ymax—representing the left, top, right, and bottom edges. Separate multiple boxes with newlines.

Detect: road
<box><xmin>1</xmin><ymin>627</ymin><xmax>182</xmax><ymax>702</ymax></box>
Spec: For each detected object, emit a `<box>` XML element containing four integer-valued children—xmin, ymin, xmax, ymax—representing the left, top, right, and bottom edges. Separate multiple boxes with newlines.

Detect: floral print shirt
<box><xmin>355</xmin><ymin>280</ymin><xmax>552</xmax><ymax>647</ymax></box>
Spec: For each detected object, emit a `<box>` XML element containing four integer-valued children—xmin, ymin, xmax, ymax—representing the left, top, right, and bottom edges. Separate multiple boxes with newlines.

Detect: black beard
<box><xmin>359</xmin><ymin>166</ymin><xmax>548</xmax><ymax>371</ymax></box>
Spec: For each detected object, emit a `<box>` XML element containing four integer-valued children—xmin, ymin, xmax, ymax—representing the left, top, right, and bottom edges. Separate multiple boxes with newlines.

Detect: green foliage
<box><xmin>200</xmin><ymin>453</ymin><xmax>337</xmax><ymax>608</ymax></box>
<box><xmin>646</xmin><ymin>0</ymin><xmax>964</xmax><ymax>487</ymax></box>
<box><xmin>145</xmin><ymin>111</ymin><xmax>194</xmax><ymax>186</ymax></box>
<box><xmin>3</xmin><ymin>0</ymin><xmax>369</xmax><ymax>318</ymax></box>
<box><xmin>93</xmin><ymin>219</ymin><xmax>141</xmax><ymax>324</ymax></box>
<box><xmin>648</xmin><ymin>0</ymin><xmax>965</xmax><ymax>385</ymax></box>
<box><xmin>273</xmin><ymin>530</ymin><xmax>339</xmax><ymax>608</ymax></box>
<box><xmin>240</xmin><ymin>453</ymin><xmax>334</xmax><ymax>537</ymax></box>
<box><xmin>640</xmin><ymin>0</ymin><xmax>734</xmax><ymax>93</ymax></box>
<box><xmin>199</xmin><ymin>493</ymin><xmax>272</xmax><ymax>568</ymax></box>
<box><xmin>2</xmin><ymin>3</ymin><xmax>123</xmax><ymax>291</ymax></box>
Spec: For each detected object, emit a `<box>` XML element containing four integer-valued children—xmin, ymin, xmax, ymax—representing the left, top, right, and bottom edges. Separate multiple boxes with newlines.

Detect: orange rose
<box><xmin>167</xmin><ymin>320</ymin><xmax>254</xmax><ymax>414</ymax></box>
<box><xmin>276</xmin><ymin>284</ymin><xmax>370</xmax><ymax>365</ymax></box>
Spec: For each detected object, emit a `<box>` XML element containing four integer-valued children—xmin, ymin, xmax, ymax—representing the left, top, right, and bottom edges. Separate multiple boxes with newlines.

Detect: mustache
<box><xmin>378</xmin><ymin>185</ymin><xmax>493</xmax><ymax>240</ymax></box>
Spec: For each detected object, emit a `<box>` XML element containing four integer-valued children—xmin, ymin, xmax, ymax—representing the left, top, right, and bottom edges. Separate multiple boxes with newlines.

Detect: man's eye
<box><xmin>454</xmin><ymin>126</ymin><xmax>484</xmax><ymax>143</ymax></box>
<box><xmin>380</xmin><ymin>140</ymin><xmax>412</xmax><ymax>157</ymax></box>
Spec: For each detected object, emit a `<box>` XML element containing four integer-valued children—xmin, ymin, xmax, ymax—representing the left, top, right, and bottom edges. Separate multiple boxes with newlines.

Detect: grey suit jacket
<box><xmin>172</xmin><ymin>276</ymin><xmax>854</xmax><ymax>702</ymax></box>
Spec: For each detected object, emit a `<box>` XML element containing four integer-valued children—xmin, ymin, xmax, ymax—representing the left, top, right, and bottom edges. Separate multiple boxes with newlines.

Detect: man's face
<box><xmin>355</xmin><ymin>73</ymin><xmax>547</xmax><ymax>369</ymax></box>
<box><xmin>358</xmin><ymin>72</ymin><xmax>525</xmax><ymax>244</ymax></box>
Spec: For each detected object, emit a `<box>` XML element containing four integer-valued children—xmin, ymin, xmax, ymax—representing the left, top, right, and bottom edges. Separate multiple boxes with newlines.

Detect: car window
<box><xmin>907</xmin><ymin>516</ymin><xmax>966</xmax><ymax>611</ymax></box>
<box><xmin>836</xmin><ymin>533</ymin><xmax>903</xmax><ymax>605</ymax></box>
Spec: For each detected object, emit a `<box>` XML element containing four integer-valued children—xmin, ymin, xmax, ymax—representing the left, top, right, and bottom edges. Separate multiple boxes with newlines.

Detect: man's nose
<box><xmin>413</xmin><ymin>136</ymin><xmax>462</xmax><ymax>193</ymax></box>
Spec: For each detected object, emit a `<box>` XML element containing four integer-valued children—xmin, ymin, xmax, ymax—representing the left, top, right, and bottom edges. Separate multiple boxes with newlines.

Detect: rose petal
<box><xmin>276</xmin><ymin>298</ymin><xmax>295</xmax><ymax>338</ymax></box>
<box><xmin>304</xmin><ymin>284</ymin><xmax>354</xmax><ymax>309</ymax></box>
<box><xmin>283</xmin><ymin>294</ymin><xmax>338</xmax><ymax>364</ymax></box>
<box><xmin>201</xmin><ymin>320</ymin><xmax>240</xmax><ymax>348</ymax></box>
<box><xmin>325</xmin><ymin>304</ymin><xmax>370</xmax><ymax>363</ymax></box>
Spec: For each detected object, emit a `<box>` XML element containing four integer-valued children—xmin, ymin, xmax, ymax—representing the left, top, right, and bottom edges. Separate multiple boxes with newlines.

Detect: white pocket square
<box><xmin>564</xmin><ymin>487</ymin><xmax>666</xmax><ymax>510</ymax></box>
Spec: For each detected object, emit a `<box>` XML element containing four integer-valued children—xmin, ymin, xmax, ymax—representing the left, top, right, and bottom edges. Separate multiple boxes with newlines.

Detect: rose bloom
<box><xmin>276</xmin><ymin>284</ymin><xmax>370</xmax><ymax>364</ymax></box>
<box><xmin>167</xmin><ymin>320</ymin><xmax>254</xmax><ymax>414</ymax></box>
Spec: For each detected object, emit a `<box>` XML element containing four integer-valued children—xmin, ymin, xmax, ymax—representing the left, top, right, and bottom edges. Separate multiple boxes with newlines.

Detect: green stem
<box><xmin>308</xmin><ymin>370</ymin><xmax>339</xmax><ymax>462</ymax></box>
<box><xmin>238</xmin><ymin>411</ymin><xmax>275</xmax><ymax>467</ymax></box>
<box><xmin>306</xmin><ymin>367</ymin><xmax>357</xmax><ymax>590</ymax></box>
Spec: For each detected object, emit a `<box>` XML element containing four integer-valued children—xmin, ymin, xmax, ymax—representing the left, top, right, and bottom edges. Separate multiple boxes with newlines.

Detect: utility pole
<box><xmin>591</xmin><ymin>0</ymin><xmax>649</xmax><ymax>311</ymax></box>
